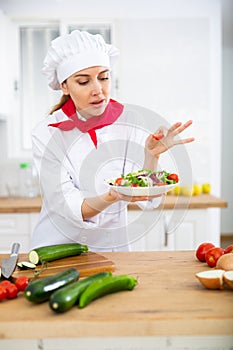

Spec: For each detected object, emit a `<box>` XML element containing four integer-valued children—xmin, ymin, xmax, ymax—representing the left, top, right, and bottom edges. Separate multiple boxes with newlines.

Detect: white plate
<box><xmin>106</xmin><ymin>181</ymin><xmax>178</xmax><ymax>196</ymax></box>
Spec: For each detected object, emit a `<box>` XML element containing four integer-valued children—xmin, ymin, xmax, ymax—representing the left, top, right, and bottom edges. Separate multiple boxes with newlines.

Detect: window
<box><xmin>20</xmin><ymin>25</ymin><xmax>60</xmax><ymax>150</ymax></box>
<box><xmin>8</xmin><ymin>21</ymin><xmax>114</xmax><ymax>158</ymax></box>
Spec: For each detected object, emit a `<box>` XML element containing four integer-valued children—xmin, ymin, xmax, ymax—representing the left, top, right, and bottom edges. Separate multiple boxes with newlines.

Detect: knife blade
<box><xmin>1</xmin><ymin>242</ymin><xmax>20</xmax><ymax>278</ymax></box>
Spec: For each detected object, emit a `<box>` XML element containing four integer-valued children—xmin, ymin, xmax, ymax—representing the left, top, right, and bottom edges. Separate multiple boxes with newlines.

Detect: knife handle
<box><xmin>11</xmin><ymin>242</ymin><xmax>20</xmax><ymax>256</ymax></box>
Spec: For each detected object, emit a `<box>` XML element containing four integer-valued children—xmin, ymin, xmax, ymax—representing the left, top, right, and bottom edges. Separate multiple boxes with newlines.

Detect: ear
<box><xmin>60</xmin><ymin>81</ymin><xmax>69</xmax><ymax>95</ymax></box>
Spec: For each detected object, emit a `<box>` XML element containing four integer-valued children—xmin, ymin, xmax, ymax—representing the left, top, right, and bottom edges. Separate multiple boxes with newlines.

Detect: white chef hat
<box><xmin>42</xmin><ymin>30</ymin><xmax>119</xmax><ymax>90</ymax></box>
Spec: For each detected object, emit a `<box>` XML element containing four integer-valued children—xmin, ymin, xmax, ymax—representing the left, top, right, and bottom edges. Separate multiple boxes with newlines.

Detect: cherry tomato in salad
<box><xmin>0</xmin><ymin>286</ymin><xmax>7</xmax><ymax>301</ymax></box>
<box><xmin>15</xmin><ymin>276</ymin><xmax>29</xmax><ymax>292</ymax></box>
<box><xmin>167</xmin><ymin>173</ymin><xmax>179</xmax><ymax>183</ymax></box>
<box><xmin>115</xmin><ymin>178</ymin><xmax>124</xmax><ymax>186</ymax></box>
<box><xmin>131</xmin><ymin>183</ymin><xmax>139</xmax><ymax>187</ymax></box>
<box><xmin>152</xmin><ymin>133</ymin><xmax>164</xmax><ymax>141</ymax></box>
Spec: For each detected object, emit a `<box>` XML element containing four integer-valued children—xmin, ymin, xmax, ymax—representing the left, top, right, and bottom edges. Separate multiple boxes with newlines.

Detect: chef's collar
<box><xmin>48</xmin><ymin>97</ymin><xmax>124</xmax><ymax>148</ymax></box>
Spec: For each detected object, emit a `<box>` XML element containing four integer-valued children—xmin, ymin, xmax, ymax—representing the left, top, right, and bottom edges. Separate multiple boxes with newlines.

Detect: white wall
<box><xmin>221</xmin><ymin>0</ymin><xmax>233</xmax><ymax>235</ymax></box>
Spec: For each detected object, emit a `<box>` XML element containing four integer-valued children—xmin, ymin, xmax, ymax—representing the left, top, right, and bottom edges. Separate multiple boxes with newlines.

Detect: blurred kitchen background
<box><xmin>0</xmin><ymin>0</ymin><xmax>232</xmax><ymax>251</ymax></box>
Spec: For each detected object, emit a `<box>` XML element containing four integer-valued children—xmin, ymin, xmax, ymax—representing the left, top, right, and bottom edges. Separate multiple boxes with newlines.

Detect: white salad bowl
<box><xmin>105</xmin><ymin>180</ymin><xmax>179</xmax><ymax>196</ymax></box>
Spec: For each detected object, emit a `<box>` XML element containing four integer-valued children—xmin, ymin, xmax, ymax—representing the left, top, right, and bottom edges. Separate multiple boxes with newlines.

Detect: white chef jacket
<box><xmin>30</xmin><ymin>102</ymin><xmax>161</xmax><ymax>252</ymax></box>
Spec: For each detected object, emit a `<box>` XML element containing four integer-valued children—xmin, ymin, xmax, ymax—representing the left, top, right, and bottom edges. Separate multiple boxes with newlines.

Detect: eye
<box><xmin>100</xmin><ymin>76</ymin><xmax>109</xmax><ymax>80</ymax></box>
<box><xmin>78</xmin><ymin>81</ymin><xmax>89</xmax><ymax>85</ymax></box>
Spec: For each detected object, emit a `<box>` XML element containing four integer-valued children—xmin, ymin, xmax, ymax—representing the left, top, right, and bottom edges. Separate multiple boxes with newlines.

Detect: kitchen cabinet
<box><xmin>0</xmin><ymin>212</ymin><xmax>38</xmax><ymax>253</ymax></box>
<box><xmin>129</xmin><ymin>209</ymin><xmax>218</xmax><ymax>251</ymax></box>
<box><xmin>0</xmin><ymin>195</ymin><xmax>227</xmax><ymax>253</ymax></box>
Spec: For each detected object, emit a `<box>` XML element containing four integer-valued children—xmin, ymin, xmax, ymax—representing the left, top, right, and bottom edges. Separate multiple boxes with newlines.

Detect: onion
<box><xmin>223</xmin><ymin>271</ymin><xmax>233</xmax><ymax>290</ymax></box>
<box><xmin>195</xmin><ymin>270</ymin><xmax>225</xmax><ymax>290</ymax></box>
<box><xmin>216</xmin><ymin>253</ymin><xmax>233</xmax><ymax>271</ymax></box>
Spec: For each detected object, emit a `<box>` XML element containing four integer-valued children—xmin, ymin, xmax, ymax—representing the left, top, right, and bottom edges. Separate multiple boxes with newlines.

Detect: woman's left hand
<box><xmin>145</xmin><ymin>120</ymin><xmax>195</xmax><ymax>158</ymax></box>
<box><xmin>109</xmin><ymin>188</ymin><xmax>162</xmax><ymax>203</ymax></box>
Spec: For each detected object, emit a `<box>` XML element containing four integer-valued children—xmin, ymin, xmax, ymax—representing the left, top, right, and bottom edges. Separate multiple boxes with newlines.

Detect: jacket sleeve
<box><xmin>32</xmin><ymin>123</ymin><xmax>98</xmax><ymax>231</ymax></box>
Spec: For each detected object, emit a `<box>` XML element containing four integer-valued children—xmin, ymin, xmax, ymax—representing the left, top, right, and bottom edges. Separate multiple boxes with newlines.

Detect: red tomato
<box><xmin>5</xmin><ymin>283</ymin><xmax>18</xmax><ymax>299</ymax></box>
<box><xmin>131</xmin><ymin>183</ymin><xmax>139</xmax><ymax>187</ymax></box>
<box><xmin>152</xmin><ymin>133</ymin><xmax>164</xmax><ymax>140</ymax></box>
<box><xmin>0</xmin><ymin>286</ymin><xmax>7</xmax><ymax>301</ymax></box>
<box><xmin>15</xmin><ymin>276</ymin><xmax>29</xmax><ymax>292</ymax></box>
<box><xmin>115</xmin><ymin>178</ymin><xmax>123</xmax><ymax>186</ymax></box>
<box><xmin>167</xmin><ymin>173</ymin><xmax>179</xmax><ymax>183</ymax></box>
<box><xmin>205</xmin><ymin>247</ymin><xmax>225</xmax><ymax>268</ymax></box>
<box><xmin>195</xmin><ymin>242</ymin><xmax>215</xmax><ymax>262</ymax></box>
<box><xmin>224</xmin><ymin>245</ymin><xmax>233</xmax><ymax>254</ymax></box>
<box><xmin>0</xmin><ymin>280</ymin><xmax>12</xmax><ymax>288</ymax></box>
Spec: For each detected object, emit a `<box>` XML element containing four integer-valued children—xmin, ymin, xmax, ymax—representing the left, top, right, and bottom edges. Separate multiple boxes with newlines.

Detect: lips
<box><xmin>90</xmin><ymin>99</ymin><xmax>105</xmax><ymax>107</ymax></box>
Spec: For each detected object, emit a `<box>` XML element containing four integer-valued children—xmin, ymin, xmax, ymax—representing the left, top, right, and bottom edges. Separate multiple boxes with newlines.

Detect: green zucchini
<box><xmin>17</xmin><ymin>261</ymin><xmax>36</xmax><ymax>269</ymax></box>
<box><xmin>79</xmin><ymin>274</ymin><xmax>138</xmax><ymax>308</ymax></box>
<box><xmin>29</xmin><ymin>243</ymin><xmax>88</xmax><ymax>265</ymax></box>
<box><xmin>24</xmin><ymin>268</ymin><xmax>79</xmax><ymax>303</ymax></box>
<box><xmin>49</xmin><ymin>272</ymin><xmax>111</xmax><ymax>313</ymax></box>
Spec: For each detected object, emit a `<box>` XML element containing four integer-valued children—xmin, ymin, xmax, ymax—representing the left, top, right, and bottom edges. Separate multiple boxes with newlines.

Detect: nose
<box><xmin>91</xmin><ymin>80</ymin><xmax>102</xmax><ymax>95</ymax></box>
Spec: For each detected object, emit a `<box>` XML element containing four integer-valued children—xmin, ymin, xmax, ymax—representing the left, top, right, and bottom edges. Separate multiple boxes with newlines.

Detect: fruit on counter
<box><xmin>171</xmin><ymin>182</ymin><xmax>212</xmax><ymax>196</ymax></box>
<box><xmin>216</xmin><ymin>253</ymin><xmax>233</xmax><ymax>271</ymax></box>
<box><xmin>24</xmin><ymin>267</ymin><xmax>80</xmax><ymax>303</ymax></box>
<box><xmin>195</xmin><ymin>270</ymin><xmax>225</xmax><ymax>290</ymax></box>
<box><xmin>202</xmin><ymin>183</ymin><xmax>211</xmax><ymax>194</ymax></box>
<box><xmin>173</xmin><ymin>185</ymin><xmax>181</xmax><ymax>196</ymax></box>
<box><xmin>79</xmin><ymin>274</ymin><xmax>138</xmax><ymax>308</ymax></box>
<box><xmin>49</xmin><ymin>271</ymin><xmax>111</xmax><ymax>313</ymax></box>
<box><xmin>205</xmin><ymin>247</ymin><xmax>225</xmax><ymax>268</ymax></box>
<box><xmin>28</xmin><ymin>243</ymin><xmax>89</xmax><ymax>265</ymax></box>
<box><xmin>15</xmin><ymin>276</ymin><xmax>29</xmax><ymax>291</ymax></box>
<box><xmin>181</xmin><ymin>185</ymin><xmax>194</xmax><ymax>196</ymax></box>
<box><xmin>223</xmin><ymin>271</ymin><xmax>233</xmax><ymax>290</ymax></box>
<box><xmin>224</xmin><ymin>245</ymin><xmax>233</xmax><ymax>254</ymax></box>
<box><xmin>0</xmin><ymin>286</ymin><xmax>7</xmax><ymax>300</ymax></box>
<box><xmin>0</xmin><ymin>280</ymin><xmax>19</xmax><ymax>299</ymax></box>
<box><xmin>196</xmin><ymin>242</ymin><xmax>215</xmax><ymax>262</ymax></box>
<box><xmin>192</xmin><ymin>184</ymin><xmax>202</xmax><ymax>196</ymax></box>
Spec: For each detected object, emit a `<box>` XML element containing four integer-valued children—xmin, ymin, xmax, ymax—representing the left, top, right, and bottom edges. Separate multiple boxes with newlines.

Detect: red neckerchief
<box><xmin>48</xmin><ymin>98</ymin><xmax>124</xmax><ymax>148</ymax></box>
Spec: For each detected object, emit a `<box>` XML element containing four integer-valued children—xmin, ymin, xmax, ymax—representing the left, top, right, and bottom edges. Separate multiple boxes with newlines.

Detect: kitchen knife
<box><xmin>1</xmin><ymin>242</ymin><xmax>20</xmax><ymax>278</ymax></box>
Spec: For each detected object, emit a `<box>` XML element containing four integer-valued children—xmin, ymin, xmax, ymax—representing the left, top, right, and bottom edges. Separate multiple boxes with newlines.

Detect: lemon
<box><xmin>202</xmin><ymin>183</ymin><xmax>211</xmax><ymax>194</ymax></box>
<box><xmin>193</xmin><ymin>184</ymin><xmax>202</xmax><ymax>196</ymax></box>
<box><xmin>173</xmin><ymin>186</ymin><xmax>181</xmax><ymax>196</ymax></box>
<box><xmin>181</xmin><ymin>185</ymin><xmax>194</xmax><ymax>196</ymax></box>
<box><xmin>167</xmin><ymin>189</ymin><xmax>174</xmax><ymax>195</ymax></box>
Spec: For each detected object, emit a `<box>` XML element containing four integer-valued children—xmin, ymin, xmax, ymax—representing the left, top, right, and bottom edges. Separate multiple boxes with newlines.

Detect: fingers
<box><xmin>174</xmin><ymin>137</ymin><xmax>195</xmax><ymax>145</ymax></box>
<box><xmin>168</xmin><ymin>120</ymin><xmax>193</xmax><ymax>136</ymax></box>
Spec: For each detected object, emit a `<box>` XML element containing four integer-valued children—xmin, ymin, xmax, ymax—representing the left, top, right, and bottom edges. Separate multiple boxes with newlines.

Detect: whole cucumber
<box><xmin>24</xmin><ymin>268</ymin><xmax>80</xmax><ymax>303</ymax></box>
<box><xmin>79</xmin><ymin>274</ymin><xmax>138</xmax><ymax>308</ymax></box>
<box><xmin>49</xmin><ymin>271</ymin><xmax>111</xmax><ymax>313</ymax></box>
<box><xmin>29</xmin><ymin>243</ymin><xmax>88</xmax><ymax>264</ymax></box>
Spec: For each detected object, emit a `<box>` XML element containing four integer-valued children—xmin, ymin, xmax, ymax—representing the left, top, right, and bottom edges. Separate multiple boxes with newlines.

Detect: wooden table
<box><xmin>0</xmin><ymin>251</ymin><xmax>232</xmax><ymax>349</ymax></box>
<box><xmin>0</xmin><ymin>194</ymin><xmax>228</xmax><ymax>213</ymax></box>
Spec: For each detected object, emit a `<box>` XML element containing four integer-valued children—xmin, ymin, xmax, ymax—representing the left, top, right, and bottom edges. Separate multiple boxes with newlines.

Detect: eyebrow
<box><xmin>73</xmin><ymin>69</ymin><xmax>109</xmax><ymax>78</ymax></box>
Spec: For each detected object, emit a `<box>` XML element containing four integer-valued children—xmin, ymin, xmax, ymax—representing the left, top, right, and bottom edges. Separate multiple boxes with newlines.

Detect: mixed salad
<box><xmin>108</xmin><ymin>169</ymin><xmax>179</xmax><ymax>187</ymax></box>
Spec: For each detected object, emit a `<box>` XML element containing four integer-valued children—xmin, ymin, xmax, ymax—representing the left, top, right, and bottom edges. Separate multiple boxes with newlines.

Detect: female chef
<box><xmin>30</xmin><ymin>30</ymin><xmax>194</xmax><ymax>251</ymax></box>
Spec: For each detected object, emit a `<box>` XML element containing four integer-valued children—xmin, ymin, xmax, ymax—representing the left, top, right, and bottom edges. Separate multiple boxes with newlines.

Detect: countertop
<box><xmin>0</xmin><ymin>194</ymin><xmax>228</xmax><ymax>213</ymax></box>
<box><xmin>0</xmin><ymin>251</ymin><xmax>232</xmax><ymax>342</ymax></box>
